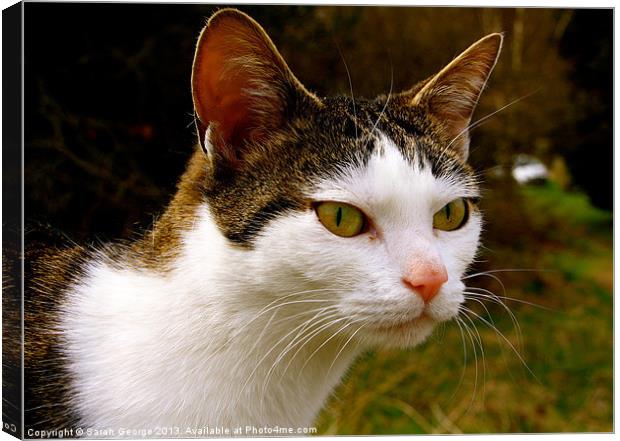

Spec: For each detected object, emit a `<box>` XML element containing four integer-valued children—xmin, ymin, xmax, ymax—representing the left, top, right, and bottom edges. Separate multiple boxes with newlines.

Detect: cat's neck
<box><xmin>63</xmin><ymin>194</ymin><xmax>361</xmax><ymax>429</ymax></box>
<box><xmin>131</xmin><ymin>148</ymin><xmax>210</xmax><ymax>269</ymax></box>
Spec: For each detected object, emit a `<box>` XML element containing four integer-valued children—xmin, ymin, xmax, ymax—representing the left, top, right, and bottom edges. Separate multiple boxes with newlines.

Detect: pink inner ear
<box><xmin>192</xmin><ymin>22</ymin><xmax>291</xmax><ymax>166</ymax></box>
<box><xmin>191</xmin><ymin>10</ymin><xmax>319</xmax><ymax>166</ymax></box>
<box><xmin>206</xmin><ymin>78</ymin><xmax>256</xmax><ymax>155</ymax></box>
<box><xmin>193</xmin><ymin>35</ymin><xmax>262</xmax><ymax>158</ymax></box>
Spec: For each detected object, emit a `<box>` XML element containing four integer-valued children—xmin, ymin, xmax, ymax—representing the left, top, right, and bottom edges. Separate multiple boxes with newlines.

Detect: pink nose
<box><xmin>402</xmin><ymin>263</ymin><xmax>448</xmax><ymax>303</ymax></box>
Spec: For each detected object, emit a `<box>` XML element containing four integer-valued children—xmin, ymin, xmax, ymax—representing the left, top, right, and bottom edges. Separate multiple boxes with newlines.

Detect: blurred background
<box><xmin>24</xmin><ymin>3</ymin><xmax>612</xmax><ymax>434</ymax></box>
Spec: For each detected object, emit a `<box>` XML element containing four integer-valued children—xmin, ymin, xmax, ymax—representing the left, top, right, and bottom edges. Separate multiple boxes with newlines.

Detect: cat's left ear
<box><xmin>410</xmin><ymin>33</ymin><xmax>503</xmax><ymax>160</ymax></box>
<box><xmin>191</xmin><ymin>9</ymin><xmax>321</xmax><ymax>171</ymax></box>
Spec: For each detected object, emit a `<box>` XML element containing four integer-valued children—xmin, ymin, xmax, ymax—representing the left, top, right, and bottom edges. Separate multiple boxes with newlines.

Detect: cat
<box><xmin>23</xmin><ymin>8</ymin><xmax>502</xmax><ymax>436</ymax></box>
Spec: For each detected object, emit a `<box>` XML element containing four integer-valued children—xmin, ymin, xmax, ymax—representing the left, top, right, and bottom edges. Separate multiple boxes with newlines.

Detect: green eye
<box><xmin>316</xmin><ymin>202</ymin><xmax>366</xmax><ymax>238</ymax></box>
<box><xmin>433</xmin><ymin>198</ymin><xmax>469</xmax><ymax>231</ymax></box>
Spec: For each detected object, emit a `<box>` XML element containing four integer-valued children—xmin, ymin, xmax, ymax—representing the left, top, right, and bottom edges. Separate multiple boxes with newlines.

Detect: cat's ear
<box><xmin>410</xmin><ymin>33</ymin><xmax>503</xmax><ymax>160</ymax></box>
<box><xmin>191</xmin><ymin>9</ymin><xmax>321</xmax><ymax>170</ymax></box>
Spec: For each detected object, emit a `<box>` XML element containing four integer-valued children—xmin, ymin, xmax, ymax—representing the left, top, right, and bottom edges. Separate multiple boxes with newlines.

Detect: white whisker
<box><xmin>463</xmin><ymin>268</ymin><xmax>556</xmax><ymax>279</ymax></box>
<box><xmin>282</xmin><ymin>316</ymin><xmax>352</xmax><ymax>382</ymax></box>
<box><xmin>449</xmin><ymin>317</ymin><xmax>469</xmax><ymax>403</ymax></box>
<box><xmin>465</xmin><ymin>307</ymin><xmax>539</xmax><ymax>383</ymax></box>
<box><xmin>231</xmin><ymin>295</ymin><xmax>340</xmax><ymax>340</ymax></box>
<box><xmin>363</xmin><ymin>62</ymin><xmax>394</xmax><ymax>149</ymax></box>
<box><xmin>326</xmin><ymin>321</ymin><xmax>367</xmax><ymax>377</ymax></box>
<box><xmin>297</xmin><ymin>318</ymin><xmax>360</xmax><ymax>376</ymax></box>
<box><xmin>259</xmin><ymin>310</ymin><xmax>343</xmax><ymax>411</ymax></box>
<box><xmin>460</xmin><ymin>307</ymin><xmax>487</xmax><ymax>399</ymax></box>
<box><xmin>466</xmin><ymin>287</ymin><xmax>555</xmax><ymax>312</ymax></box>
<box><xmin>456</xmin><ymin>313</ymin><xmax>479</xmax><ymax>413</ymax></box>
<box><xmin>237</xmin><ymin>309</ymin><xmax>341</xmax><ymax>403</ymax></box>
<box><xmin>445</xmin><ymin>90</ymin><xmax>539</xmax><ymax>151</ymax></box>
<box><xmin>465</xmin><ymin>291</ymin><xmax>523</xmax><ymax>350</ymax></box>
<box><xmin>335</xmin><ymin>42</ymin><xmax>359</xmax><ymax>142</ymax></box>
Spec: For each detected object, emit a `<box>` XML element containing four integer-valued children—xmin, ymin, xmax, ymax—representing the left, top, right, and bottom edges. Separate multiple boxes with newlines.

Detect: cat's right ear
<box><xmin>409</xmin><ymin>33</ymin><xmax>503</xmax><ymax>160</ymax></box>
<box><xmin>191</xmin><ymin>9</ymin><xmax>321</xmax><ymax>171</ymax></box>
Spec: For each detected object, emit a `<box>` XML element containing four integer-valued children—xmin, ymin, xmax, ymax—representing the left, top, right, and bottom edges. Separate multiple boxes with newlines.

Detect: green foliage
<box><xmin>316</xmin><ymin>183</ymin><xmax>612</xmax><ymax>434</ymax></box>
<box><xmin>521</xmin><ymin>183</ymin><xmax>611</xmax><ymax>236</ymax></box>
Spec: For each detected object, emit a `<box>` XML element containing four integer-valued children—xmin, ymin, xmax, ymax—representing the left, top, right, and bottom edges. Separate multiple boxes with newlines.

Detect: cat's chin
<box><xmin>363</xmin><ymin>314</ymin><xmax>438</xmax><ymax>349</ymax></box>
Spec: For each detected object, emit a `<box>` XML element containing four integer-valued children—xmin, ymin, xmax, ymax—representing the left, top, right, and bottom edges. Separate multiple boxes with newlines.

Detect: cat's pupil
<box><xmin>445</xmin><ymin>203</ymin><xmax>451</xmax><ymax>220</ymax></box>
<box><xmin>336</xmin><ymin>207</ymin><xmax>343</xmax><ymax>227</ymax></box>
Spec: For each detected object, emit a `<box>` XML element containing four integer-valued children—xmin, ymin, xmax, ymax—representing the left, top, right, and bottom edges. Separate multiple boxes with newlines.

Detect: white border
<box><xmin>0</xmin><ymin>2</ymin><xmax>615</xmax><ymax>441</ymax></box>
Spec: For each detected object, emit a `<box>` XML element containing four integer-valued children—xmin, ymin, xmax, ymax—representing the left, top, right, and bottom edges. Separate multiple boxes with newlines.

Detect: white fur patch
<box><xmin>61</xmin><ymin>133</ymin><xmax>481</xmax><ymax>432</ymax></box>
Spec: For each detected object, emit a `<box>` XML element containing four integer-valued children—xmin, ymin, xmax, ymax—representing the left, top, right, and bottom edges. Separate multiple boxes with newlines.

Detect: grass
<box><xmin>316</xmin><ymin>182</ymin><xmax>613</xmax><ymax>434</ymax></box>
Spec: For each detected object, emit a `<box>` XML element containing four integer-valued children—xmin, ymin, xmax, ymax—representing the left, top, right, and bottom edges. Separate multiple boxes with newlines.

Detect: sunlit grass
<box><xmin>316</xmin><ymin>183</ymin><xmax>612</xmax><ymax>434</ymax></box>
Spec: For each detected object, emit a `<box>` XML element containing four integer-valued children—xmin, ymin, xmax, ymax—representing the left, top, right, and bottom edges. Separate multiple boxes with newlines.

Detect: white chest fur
<box><xmin>60</xmin><ymin>206</ymin><xmax>360</xmax><ymax>431</ymax></box>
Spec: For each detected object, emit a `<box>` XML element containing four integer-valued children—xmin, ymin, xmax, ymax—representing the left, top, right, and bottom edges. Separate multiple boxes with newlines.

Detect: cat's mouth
<box><xmin>370</xmin><ymin>312</ymin><xmax>433</xmax><ymax>334</ymax></box>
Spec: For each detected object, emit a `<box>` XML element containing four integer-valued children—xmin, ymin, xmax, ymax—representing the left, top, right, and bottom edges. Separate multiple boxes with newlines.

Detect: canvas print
<box><xmin>2</xmin><ymin>2</ymin><xmax>613</xmax><ymax>438</ymax></box>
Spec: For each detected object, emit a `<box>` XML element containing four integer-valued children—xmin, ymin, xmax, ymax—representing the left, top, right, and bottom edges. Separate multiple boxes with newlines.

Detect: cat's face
<box><xmin>250</xmin><ymin>127</ymin><xmax>482</xmax><ymax>348</ymax></box>
<box><xmin>188</xmin><ymin>9</ymin><xmax>501</xmax><ymax>348</ymax></box>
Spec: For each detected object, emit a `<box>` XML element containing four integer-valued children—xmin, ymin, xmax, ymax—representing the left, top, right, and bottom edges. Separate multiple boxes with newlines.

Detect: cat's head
<box><xmin>189</xmin><ymin>9</ymin><xmax>502</xmax><ymax>348</ymax></box>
